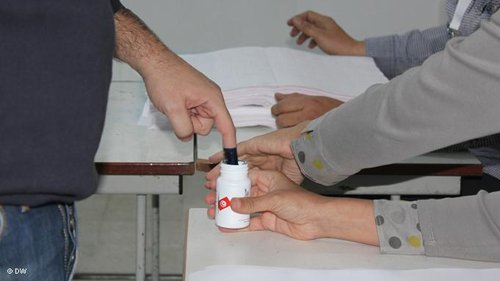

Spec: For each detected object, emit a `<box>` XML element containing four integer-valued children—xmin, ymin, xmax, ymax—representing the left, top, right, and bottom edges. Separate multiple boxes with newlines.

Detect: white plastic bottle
<box><xmin>215</xmin><ymin>160</ymin><xmax>250</xmax><ymax>229</ymax></box>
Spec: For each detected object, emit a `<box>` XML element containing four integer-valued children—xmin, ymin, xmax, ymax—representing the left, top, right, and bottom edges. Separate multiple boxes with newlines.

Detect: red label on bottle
<box><xmin>218</xmin><ymin>196</ymin><xmax>231</xmax><ymax>211</ymax></box>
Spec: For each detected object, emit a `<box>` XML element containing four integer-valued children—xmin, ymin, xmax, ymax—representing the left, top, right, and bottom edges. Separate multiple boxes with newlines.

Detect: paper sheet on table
<box><xmin>137</xmin><ymin>46</ymin><xmax>388</xmax><ymax>129</ymax></box>
<box><xmin>187</xmin><ymin>265</ymin><xmax>500</xmax><ymax>281</ymax></box>
<box><xmin>137</xmin><ymin>85</ymin><xmax>352</xmax><ymax>129</ymax></box>
<box><xmin>181</xmin><ymin>46</ymin><xmax>388</xmax><ymax>96</ymax></box>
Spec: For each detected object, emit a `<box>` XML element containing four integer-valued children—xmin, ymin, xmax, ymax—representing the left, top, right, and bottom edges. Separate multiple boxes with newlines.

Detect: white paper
<box><xmin>188</xmin><ymin>265</ymin><xmax>500</xmax><ymax>281</ymax></box>
<box><xmin>138</xmin><ymin>46</ymin><xmax>388</xmax><ymax>129</ymax></box>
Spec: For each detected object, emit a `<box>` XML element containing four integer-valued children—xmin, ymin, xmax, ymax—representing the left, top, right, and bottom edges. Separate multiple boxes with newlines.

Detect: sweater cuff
<box><xmin>290</xmin><ymin>116</ymin><xmax>349</xmax><ymax>186</ymax></box>
<box><xmin>365</xmin><ymin>36</ymin><xmax>396</xmax><ymax>58</ymax></box>
<box><xmin>365</xmin><ymin>35</ymin><xmax>397</xmax><ymax>78</ymax></box>
<box><xmin>374</xmin><ymin>199</ymin><xmax>425</xmax><ymax>255</ymax></box>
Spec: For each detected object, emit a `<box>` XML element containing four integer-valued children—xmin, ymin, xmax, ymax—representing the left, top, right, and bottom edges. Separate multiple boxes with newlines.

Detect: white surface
<box><xmin>95</xmin><ymin>82</ymin><xmax>193</xmax><ymax>164</ymax></box>
<box><xmin>184</xmin><ymin>208</ymin><xmax>500</xmax><ymax>280</ymax></box>
<box><xmin>121</xmin><ymin>0</ymin><xmax>446</xmax><ymax>54</ymax></box>
<box><xmin>189</xmin><ymin>265</ymin><xmax>500</xmax><ymax>281</ymax></box>
<box><xmin>96</xmin><ymin>175</ymin><xmax>179</xmax><ymax>194</ymax></box>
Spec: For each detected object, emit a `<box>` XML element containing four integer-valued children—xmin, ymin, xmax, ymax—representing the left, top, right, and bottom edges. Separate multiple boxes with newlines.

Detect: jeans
<box><xmin>0</xmin><ymin>203</ymin><xmax>77</xmax><ymax>281</ymax></box>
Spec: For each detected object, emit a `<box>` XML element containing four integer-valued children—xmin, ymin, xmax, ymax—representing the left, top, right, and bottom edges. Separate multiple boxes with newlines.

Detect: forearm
<box><xmin>321</xmin><ymin>198</ymin><xmax>378</xmax><ymax>246</ymax></box>
<box><xmin>113</xmin><ymin>8</ymin><xmax>184</xmax><ymax>78</ymax></box>
<box><xmin>417</xmin><ymin>190</ymin><xmax>500</xmax><ymax>261</ymax></box>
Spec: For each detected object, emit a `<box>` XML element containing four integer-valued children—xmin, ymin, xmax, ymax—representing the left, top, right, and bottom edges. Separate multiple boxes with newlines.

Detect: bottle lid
<box><xmin>220</xmin><ymin>160</ymin><xmax>248</xmax><ymax>176</ymax></box>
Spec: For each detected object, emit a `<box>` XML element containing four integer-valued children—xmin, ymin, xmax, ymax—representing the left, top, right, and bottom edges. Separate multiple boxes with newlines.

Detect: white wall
<box><xmin>121</xmin><ymin>0</ymin><xmax>448</xmax><ymax>54</ymax></box>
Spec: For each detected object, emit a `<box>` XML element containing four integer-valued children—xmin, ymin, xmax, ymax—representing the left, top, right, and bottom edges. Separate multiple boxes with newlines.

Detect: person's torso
<box><xmin>0</xmin><ymin>0</ymin><xmax>116</xmax><ymax>205</ymax></box>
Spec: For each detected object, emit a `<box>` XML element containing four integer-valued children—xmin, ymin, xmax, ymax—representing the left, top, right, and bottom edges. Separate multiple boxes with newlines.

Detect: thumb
<box><xmin>231</xmin><ymin>195</ymin><xmax>275</xmax><ymax>214</ymax></box>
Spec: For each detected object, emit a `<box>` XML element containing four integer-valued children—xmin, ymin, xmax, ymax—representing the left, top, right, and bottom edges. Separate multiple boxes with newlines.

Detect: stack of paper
<box><xmin>138</xmin><ymin>46</ymin><xmax>388</xmax><ymax>129</ymax></box>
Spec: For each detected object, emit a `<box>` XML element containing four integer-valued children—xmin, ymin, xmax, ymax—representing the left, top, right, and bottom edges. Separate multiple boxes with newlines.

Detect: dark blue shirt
<box><xmin>0</xmin><ymin>0</ymin><xmax>122</xmax><ymax>206</ymax></box>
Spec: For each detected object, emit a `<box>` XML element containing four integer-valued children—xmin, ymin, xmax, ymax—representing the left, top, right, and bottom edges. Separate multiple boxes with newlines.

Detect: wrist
<box><xmin>319</xmin><ymin>198</ymin><xmax>378</xmax><ymax>245</ymax></box>
<box><xmin>136</xmin><ymin>50</ymin><xmax>184</xmax><ymax>80</ymax></box>
<box><xmin>351</xmin><ymin>40</ymin><xmax>366</xmax><ymax>56</ymax></box>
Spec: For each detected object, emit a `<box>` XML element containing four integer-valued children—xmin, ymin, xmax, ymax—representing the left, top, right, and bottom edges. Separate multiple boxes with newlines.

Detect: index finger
<box><xmin>210</xmin><ymin>100</ymin><xmax>237</xmax><ymax>148</ymax></box>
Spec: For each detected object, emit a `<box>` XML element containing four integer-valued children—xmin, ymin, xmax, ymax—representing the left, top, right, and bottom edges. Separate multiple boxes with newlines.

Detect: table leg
<box><xmin>152</xmin><ymin>194</ymin><xmax>160</xmax><ymax>281</ymax></box>
<box><xmin>136</xmin><ymin>195</ymin><xmax>147</xmax><ymax>281</ymax></box>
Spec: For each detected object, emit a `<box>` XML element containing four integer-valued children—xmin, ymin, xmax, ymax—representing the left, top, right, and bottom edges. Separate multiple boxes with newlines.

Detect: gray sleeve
<box><xmin>365</xmin><ymin>26</ymin><xmax>449</xmax><ymax>79</ymax></box>
<box><xmin>418</xmin><ymin>190</ymin><xmax>500</xmax><ymax>261</ymax></box>
<box><xmin>290</xmin><ymin>12</ymin><xmax>500</xmax><ymax>262</ymax></box>
<box><xmin>291</xmin><ymin>11</ymin><xmax>500</xmax><ymax>186</ymax></box>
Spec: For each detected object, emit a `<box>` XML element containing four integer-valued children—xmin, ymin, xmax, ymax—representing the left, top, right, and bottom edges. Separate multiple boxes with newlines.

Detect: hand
<box><xmin>288</xmin><ymin>11</ymin><xmax>365</xmax><ymax>56</ymax></box>
<box><xmin>206</xmin><ymin>170</ymin><xmax>379</xmax><ymax>244</ymax></box>
<box><xmin>204</xmin><ymin>169</ymin><xmax>300</xmax><ymax>219</ymax></box>
<box><xmin>271</xmin><ymin>93</ymin><xmax>344</xmax><ymax>128</ymax></box>
<box><xmin>205</xmin><ymin>170</ymin><xmax>328</xmax><ymax>240</ymax></box>
<box><xmin>144</xmin><ymin>58</ymin><xmax>236</xmax><ymax>147</ymax></box>
<box><xmin>206</xmin><ymin>121</ymin><xmax>310</xmax><ymax>187</ymax></box>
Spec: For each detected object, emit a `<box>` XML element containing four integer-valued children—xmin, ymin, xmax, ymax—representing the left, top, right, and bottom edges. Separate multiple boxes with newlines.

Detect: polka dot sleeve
<box><xmin>291</xmin><ymin>118</ymin><xmax>350</xmax><ymax>185</ymax></box>
<box><xmin>373</xmin><ymin>200</ymin><xmax>425</xmax><ymax>255</ymax></box>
